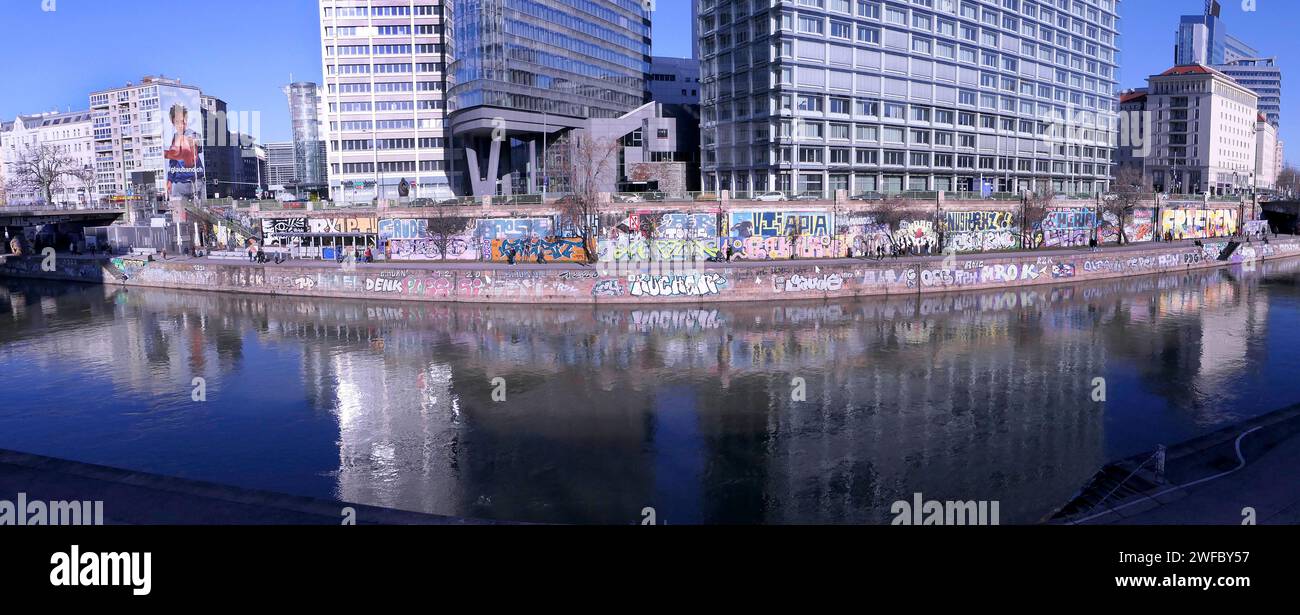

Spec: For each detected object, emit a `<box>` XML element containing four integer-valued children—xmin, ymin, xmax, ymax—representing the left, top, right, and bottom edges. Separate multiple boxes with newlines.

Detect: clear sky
<box><xmin>0</xmin><ymin>0</ymin><xmax>1294</xmax><ymax>161</ymax></box>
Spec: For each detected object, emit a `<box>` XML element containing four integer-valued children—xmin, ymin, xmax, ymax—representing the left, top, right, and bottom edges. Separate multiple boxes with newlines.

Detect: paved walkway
<box><xmin>135</xmin><ymin>234</ymin><xmax>1293</xmax><ymax>272</ymax></box>
<box><xmin>1075</xmin><ymin>429</ymin><xmax>1300</xmax><ymax>525</ymax></box>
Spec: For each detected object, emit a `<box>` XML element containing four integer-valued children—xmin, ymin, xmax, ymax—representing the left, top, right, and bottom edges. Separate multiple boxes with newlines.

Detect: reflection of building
<box><xmin>0</xmin><ymin>110</ymin><xmax>96</xmax><ymax>206</ymax></box>
<box><xmin>699</xmin><ymin>0</ymin><xmax>1121</xmax><ymax>196</ymax></box>
<box><xmin>318</xmin><ymin>0</ymin><xmax>453</xmax><ymax>202</ymax></box>
<box><xmin>447</xmin><ymin>0</ymin><xmax>652</xmax><ymax>196</ymax></box>
<box><xmin>1143</xmin><ymin>65</ymin><xmax>1258</xmax><ymax>195</ymax></box>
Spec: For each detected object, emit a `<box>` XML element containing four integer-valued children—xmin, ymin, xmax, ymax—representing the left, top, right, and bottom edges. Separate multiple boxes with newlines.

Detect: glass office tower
<box><xmin>447</xmin><ymin>0</ymin><xmax>651</xmax><ymax>196</ymax></box>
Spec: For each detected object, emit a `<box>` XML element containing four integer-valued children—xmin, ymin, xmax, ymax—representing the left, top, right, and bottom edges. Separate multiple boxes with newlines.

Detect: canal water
<box><xmin>3</xmin><ymin>259</ymin><xmax>1300</xmax><ymax>524</ymax></box>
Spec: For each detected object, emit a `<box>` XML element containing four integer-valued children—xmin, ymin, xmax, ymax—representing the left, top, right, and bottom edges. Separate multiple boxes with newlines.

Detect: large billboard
<box><xmin>160</xmin><ymin>86</ymin><xmax>206</xmax><ymax>202</ymax></box>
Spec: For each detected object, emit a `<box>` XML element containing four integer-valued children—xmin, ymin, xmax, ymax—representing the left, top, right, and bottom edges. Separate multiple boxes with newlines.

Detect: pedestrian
<box><xmin>536</xmin><ymin>247</ymin><xmax>546</xmax><ymax>264</ymax></box>
<box><xmin>507</xmin><ymin>248</ymin><xmax>516</xmax><ymax>265</ymax></box>
<box><xmin>364</xmin><ymin>247</ymin><xmax>373</xmax><ymax>263</ymax></box>
<box><xmin>726</xmin><ymin>244</ymin><xmax>733</xmax><ymax>262</ymax></box>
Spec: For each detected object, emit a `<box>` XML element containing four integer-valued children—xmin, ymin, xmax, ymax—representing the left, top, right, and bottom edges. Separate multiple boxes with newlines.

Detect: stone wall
<box><xmin>3</xmin><ymin>239</ymin><xmax>1298</xmax><ymax>305</ymax></box>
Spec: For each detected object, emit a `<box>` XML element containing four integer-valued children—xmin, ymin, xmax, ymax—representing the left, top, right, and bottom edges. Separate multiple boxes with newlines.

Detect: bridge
<box><xmin>0</xmin><ymin>206</ymin><xmax>126</xmax><ymax>228</ymax></box>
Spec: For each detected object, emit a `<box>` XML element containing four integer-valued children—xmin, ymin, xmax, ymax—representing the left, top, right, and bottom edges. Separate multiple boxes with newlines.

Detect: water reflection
<box><xmin>1</xmin><ymin>258</ymin><xmax>1298</xmax><ymax>524</ymax></box>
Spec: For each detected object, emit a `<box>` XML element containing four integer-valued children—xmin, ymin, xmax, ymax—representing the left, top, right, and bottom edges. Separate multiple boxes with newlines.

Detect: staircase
<box><xmin>179</xmin><ymin>202</ymin><xmax>260</xmax><ymax>245</ymax></box>
<box><xmin>1047</xmin><ymin>451</ymin><xmax>1163</xmax><ymax>523</ymax></box>
<box><xmin>1217</xmin><ymin>241</ymin><xmax>1242</xmax><ymax>261</ymax></box>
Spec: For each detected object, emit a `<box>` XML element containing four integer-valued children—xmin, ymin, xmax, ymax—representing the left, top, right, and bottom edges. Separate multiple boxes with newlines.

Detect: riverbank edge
<box><xmin>0</xmin><ymin>448</ymin><xmax>495</xmax><ymax>525</ymax></box>
<box><xmin>3</xmin><ymin>237</ymin><xmax>1298</xmax><ymax>304</ymax></box>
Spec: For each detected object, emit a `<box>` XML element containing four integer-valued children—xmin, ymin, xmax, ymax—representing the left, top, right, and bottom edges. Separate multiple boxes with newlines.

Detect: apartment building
<box><xmin>699</xmin><ymin>0</ymin><xmax>1122</xmax><ymax>197</ymax></box>
<box><xmin>0</xmin><ymin>110</ymin><xmax>96</xmax><ymax>206</ymax></box>
<box><xmin>319</xmin><ymin>0</ymin><xmax>452</xmax><ymax>202</ymax></box>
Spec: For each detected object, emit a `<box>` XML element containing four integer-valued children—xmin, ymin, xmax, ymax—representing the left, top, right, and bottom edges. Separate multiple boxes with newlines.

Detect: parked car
<box><xmin>753</xmin><ymin>191</ymin><xmax>788</xmax><ymax>202</ymax></box>
<box><xmin>612</xmin><ymin>194</ymin><xmax>644</xmax><ymax>203</ymax></box>
<box><xmin>793</xmin><ymin>193</ymin><xmax>822</xmax><ymax>201</ymax></box>
<box><xmin>851</xmin><ymin>192</ymin><xmax>884</xmax><ymax>201</ymax></box>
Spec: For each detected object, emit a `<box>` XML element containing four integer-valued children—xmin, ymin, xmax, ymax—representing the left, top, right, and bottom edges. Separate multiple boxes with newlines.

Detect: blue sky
<box><xmin>0</xmin><ymin>0</ymin><xmax>1293</xmax><ymax>161</ymax></box>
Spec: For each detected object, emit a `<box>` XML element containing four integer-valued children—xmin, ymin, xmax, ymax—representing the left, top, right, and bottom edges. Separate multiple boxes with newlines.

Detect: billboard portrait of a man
<box><xmin>162</xmin><ymin>87</ymin><xmax>205</xmax><ymax>202</ymax></box>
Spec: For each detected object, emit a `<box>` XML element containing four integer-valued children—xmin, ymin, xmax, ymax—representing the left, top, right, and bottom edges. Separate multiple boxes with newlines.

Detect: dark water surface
<box><xmin>2</xmin><ymin>258</ymin><xmax>1299</xmax><ymax>524</ymax></box>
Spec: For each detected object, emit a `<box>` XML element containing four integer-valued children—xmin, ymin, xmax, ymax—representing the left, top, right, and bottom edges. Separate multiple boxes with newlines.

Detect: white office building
<box><xmin>1143</xmin><ymin>64</ymin><xmax>1259</xmax><ymax>195</ymax></box>
<box><xmin>318</xmin><ymin>0</ymin><xmax>452</xmax><ymax>202</ymax></box>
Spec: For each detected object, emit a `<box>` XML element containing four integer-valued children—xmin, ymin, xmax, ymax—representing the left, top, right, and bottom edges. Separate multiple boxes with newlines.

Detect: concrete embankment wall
<box><xmin>3</xmin><ymin>238</ymin><xmax>1299</xmax><ymax>304</ymax></box>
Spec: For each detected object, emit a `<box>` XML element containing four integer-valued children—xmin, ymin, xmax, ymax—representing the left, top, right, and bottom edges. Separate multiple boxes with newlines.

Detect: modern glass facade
<box><xmin>700</xmin><ymin>0</ymin><xmax>1122</xmax><ymax>197</ymax></box>
<box><xmin>448</xmin><ymin>0</ymin><xmax>651</xmax><ymax>120</ymax></box>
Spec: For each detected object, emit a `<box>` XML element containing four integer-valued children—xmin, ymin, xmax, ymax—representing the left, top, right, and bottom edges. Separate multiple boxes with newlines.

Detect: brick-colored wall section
<box><xmin>4</xmin><ymin>238</ymin><xmax>1297</xmax><ymax>305</ymax></box>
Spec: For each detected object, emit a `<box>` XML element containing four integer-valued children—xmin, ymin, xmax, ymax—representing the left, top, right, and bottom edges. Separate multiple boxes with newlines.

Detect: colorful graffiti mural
<box><xmin>727</xmin><ymin>211</ymin><xmax>832</xmax><ymax>238</ymax></box>
<box><xmin>1039</xmin><ymin>207</ymin><xmax>1097</xmax><ymax>248</ymax></box>
<box><xmin>1160</xmin><ymin>209</ymin><xmax>1238</xmax><ymax>240</ymax></box>
<box><xmin>600</xmin><ymin>237</ymin><xmax>720</xmax><ymax>262</ymax></box>
<box><xmin>380</xmin><ymin>218</ymin><xmax>478</xmax><ymax>260</ymax></box>
<box><xmin>1098</xmin><ymin>209</ymin><xmax>1154</xmax><ymax>244</ymax></box>
<box><xmin>944</xmin><ymin>210</ymin><xmax>1020</xmax><ymax>252</ymax></box>
<box><xmin>490</xmin><ymin>237</ymin><xmax>590</xmax><ymax>263</ymax></box>
<box><xmin>260</xmin><ymin>218</ymin><xmax>307</xmax><ymax>246</ymax></box>
<box><xmin>893</xmin><ymin>220</ymin><xmax>940</xmax><ymax>255</ymax></box>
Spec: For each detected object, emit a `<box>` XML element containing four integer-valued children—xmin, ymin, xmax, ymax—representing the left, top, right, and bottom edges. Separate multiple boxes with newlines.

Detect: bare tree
<box><xmin>550</xmin><ymin>132</ymin><xmax>621</xmax><ymax>263</ymax></box>
<box><xmin>1278</xmin><ymin>163</ymin><xmax>1300</xmax><ymax>199</ymax></box>
<box><xmin>425</xmin><ymin>206</ymin><xmax>473</xmax><ymax>260</ymax></box>
<box><xmin>4</xmin><ymin>143</ymin><xmax>93</xmax><ymax>208</ymax></box>
<box><xmin>1021</xmin><ymin>188</ymin><xmax>1055</xmax><ymax>249</ymax></box>
<box><xmin>1102</xmin><ymin>166</ymin><xmax>1149</xmax><ymax>245</ymax></box>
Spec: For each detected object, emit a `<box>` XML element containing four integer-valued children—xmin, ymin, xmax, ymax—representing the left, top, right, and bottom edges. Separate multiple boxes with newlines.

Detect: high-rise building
<box><xmin>1217</xmin><ymin>57</ymin><xmax>1281</xmax><ymax>128</ymax></box>
<box><xmin>0</xmin><ymin>110</ymin><xmax>96</xmax><ymax>206</ymax></box>
<box><xmin>648</xmin><ymin>56</ymin><xmax>702</xmax><ymax>106</ymax></box>
<box><xmin>1143</xmin><ymin>65</ymin><xmax>1258</xmax><ymax>195</ymax></box>
<box><xmin>700</xmin><ymin>0</ymin><xmax>1121</xmax><ymax>196</ymax></box>
<box><xmin>283</xmin><ymin>82</ymin><xmax>330</xmax><ymax>190</ymax></box>
<box><xmin>1255</xmin><ymin>113</ymin><xmax>1278</xmax><ymax>191</ymax></box>
<box><xmin>318</xmin><ymin>0</ymin><xmax>453</xmax><ymax>202</ymax></box>
<box><xmin>447</xmin><ymin>0</ymin><xmax>652</xmax><ymax>196</ymax></box>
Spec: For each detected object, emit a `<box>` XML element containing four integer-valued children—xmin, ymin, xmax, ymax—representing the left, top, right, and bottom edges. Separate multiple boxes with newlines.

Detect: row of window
<box><xmin>323</xmin><ymin>5</ymin><xmax>438</xmax><ymax>18</ymax></box>
<box><xmin>336</xmin><ymin>160</ymin><xmax>445</xmax><ymax>174</ymax></box>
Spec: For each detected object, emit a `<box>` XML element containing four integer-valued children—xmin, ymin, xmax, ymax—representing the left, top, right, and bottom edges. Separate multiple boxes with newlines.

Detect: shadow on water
<box><xmin>2</xmin><ymin>257</ymin><xmax>1300</xmax><ymax>524</ymax></box>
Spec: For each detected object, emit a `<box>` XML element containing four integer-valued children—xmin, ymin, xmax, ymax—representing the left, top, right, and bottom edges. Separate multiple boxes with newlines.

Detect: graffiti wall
<box><xmin>600</xmin><ymin>237</ymin><xmax>721</xmax><ymax>262</ymax></box>
<box><xmin>490</xmin><ymin>237</ymin><xmax>590</xmax><ymax>263</ymax></box>
<box><xmin>380</xmin><ymin>218</ymin><xmax>478</xmax><ymax>261</ymax></box>
<box><xmin>260</xmin><ymin>217</ymin><xmax>378</xmax><ymax>246</ymax></box>
<box><xmin>1040</xmin><ymin>207</ymin><xmax>1097</xmax><ymax>248</ymax></box>
<box><xmin>944</xmin><ymin>210</ymin><xmax>1020</xmax><ymax>252</ymax></box>
<box><xmin>1098</xmin><ymin>209</ymin><xmax>1154</xmax><ymax>244</ymax></box>
<box><xmin>474</xmin><ymin>218</ymin><xmax>553</xmax><ymax>242</ymax></box>
<box><xmin>1160</xmin><ymin>209</ymin><xmax>1238</xmax><ymax>240</ymax></box>
<box><xmin>727</xmin><ymin>211</ymin><xmax>832</xmax><ymax>238</ymax></box>
<box><xmin>630</xmin><ymin>212</ymin><xmax>719</xmax><ymax>239</ymax></box>
<box><xmin>893</xmin><ymin>220</ymin><xmax>939</xmax><ymax>255</ymax></box>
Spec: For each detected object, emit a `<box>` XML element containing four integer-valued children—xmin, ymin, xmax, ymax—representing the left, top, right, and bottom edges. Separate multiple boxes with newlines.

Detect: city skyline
<box><xmin>0</xmin><ymin>0</ymin><xmax>1293</xmax><ymax>161</ymax></box>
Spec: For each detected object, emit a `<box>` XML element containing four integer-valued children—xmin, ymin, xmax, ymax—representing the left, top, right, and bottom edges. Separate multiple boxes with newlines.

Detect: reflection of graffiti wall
<box><xmin>894</xmin><ymin>220</ymin><xmax>939</xmax><ymax>254</ymax></box>
<box><xmin>1041</xmin><ymin>207</ymin><xmax>1096</xmax><ymax>248</ymax></box>
<box><xmin>380</xmin><ymin>218</ymin><xmax>478</xmax><ymax>260</ymax></box>
<box><xmin>944</xmin><ymin>210</ymin><xmax>1020</xmax><ymax>252</ymax></box>
<box><xmin>1160</xmin><ymin>209</ymin><xmax>1238</xmax><ymax>240</ymax></box>
<box><xmin>490</xmin><ymin>237</ymin><xmax>589</xmax><ymax>263</ymax></box>
<box><xmin>728</xmin><ymin>211</ymin><xmax>832</xmax><ymax>238</ymax></box>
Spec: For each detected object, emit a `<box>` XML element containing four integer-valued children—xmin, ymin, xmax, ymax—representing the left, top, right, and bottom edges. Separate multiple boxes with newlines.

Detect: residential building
<box><xmin>0</xmin><ymin>110</ymin><xmax>96</xmax><ymax>206</ymax></box>
<box><xmin>447</xmin><ymin>0</ymin><xmax>652</xmax><ymax>196</ymax></box>
<box><xmin>89</xmin><ymin>75</ymin><xmax>209</xmax><ymax>203</ymax></box>
<box><xmin>319</xmin><ymin>0</ymin><xmax>453</xmax><ymax>202</ymax></box>
<box><xmin>1143</xmin><ymin>64</ymin><xmax>1259</xmax><ymax>195</ymax></box>
<box><xmin>700</xmin><ymin>0</ymin><xmax>1122</xmax><ymax>196</ymax></box>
